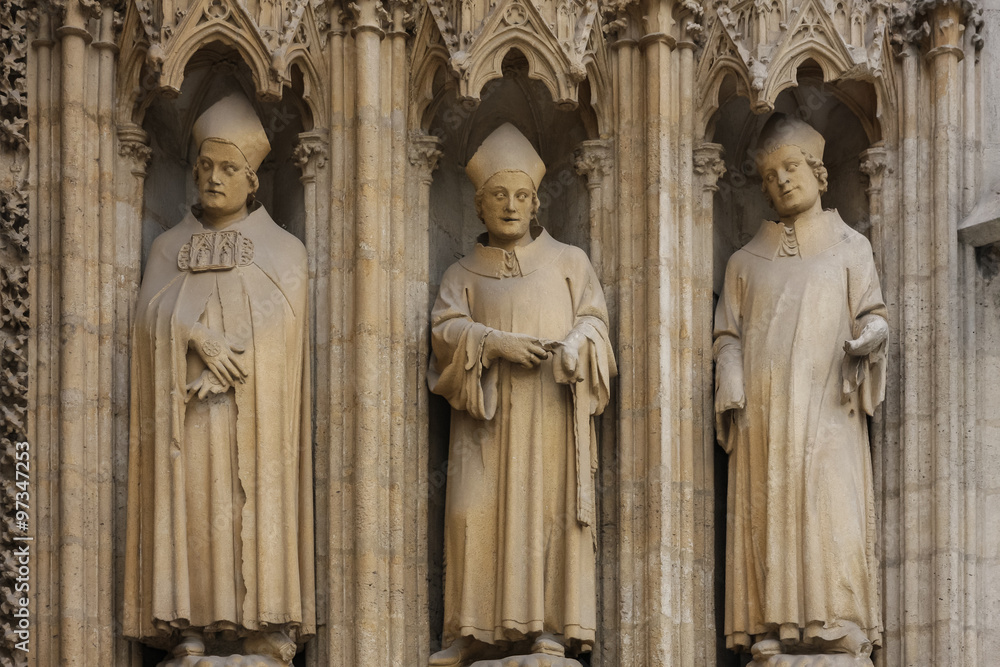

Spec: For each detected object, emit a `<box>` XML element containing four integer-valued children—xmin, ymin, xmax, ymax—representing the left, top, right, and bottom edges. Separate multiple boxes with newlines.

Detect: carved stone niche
<box><xmin>139</xmin><ymin>43</ymin><xmax>312</xmax><ymax>261</ymax></box>
<box><xmin>706</xmin><ymin>62</ymin><xmax>883</xmax><ymax>667</ymax></box>
<box><xmin>420</xmin><ymin>50</ymin><xmax>606</xmax><ymax>657</ymax></box>
<box><xmin>130</xmin><ymin>43</ymin><xmax>315</xmax><ymax>666</ymax></box>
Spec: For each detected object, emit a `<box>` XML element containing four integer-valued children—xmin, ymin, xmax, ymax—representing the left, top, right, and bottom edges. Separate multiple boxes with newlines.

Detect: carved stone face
<box><xmin>758</xmin><ymin>144</ymin><xmax>821</xmax><ymax>218</ymax></box>
<box><xmin>196</xmin><ymin>139</ymin><xmax>253</xmax><ymax>226</ymax></box>
<box><xmin>479</xmin><ymin>170</ymin><xmax>537</xmax><ymax>248</ymax></box>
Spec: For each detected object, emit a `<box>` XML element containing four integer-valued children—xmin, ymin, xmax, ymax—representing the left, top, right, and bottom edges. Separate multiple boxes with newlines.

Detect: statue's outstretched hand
<box><xmin>483</xmin><ymin>331</ymin><xmax>551</xmax><ymax>368</ymax></box>
<box><xmin>843</xmin><ymin>318</ymin><xmax>888</xmax><ymax>357</ymax></box>
<box><xmin>190</xmin><ymin>322</ymin><xmax>249</xmax><ymax>386</ymax></box>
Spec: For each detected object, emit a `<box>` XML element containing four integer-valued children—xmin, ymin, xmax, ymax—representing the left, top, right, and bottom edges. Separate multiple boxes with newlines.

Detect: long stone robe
<box><xmin>124</xmin><ymin>206</ymin><xmax>315</xmax><ymax>648</ymax></box>
<box><xmin>429</xmin><ymin>228</ymin><xmax>615</xmax><ymax>652</ymax></box>
<box><xmin>713</xmin><ymin>210</ymin><xmax>886</xmax><ymax>652</ymax></box>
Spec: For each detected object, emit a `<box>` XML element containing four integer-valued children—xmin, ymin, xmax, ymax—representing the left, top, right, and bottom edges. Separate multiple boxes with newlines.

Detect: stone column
<box><xmin>925</xmin><ymin>6</ymin><xmax>965</xmax><ymax>663</ymax></box>
<box><xmin>293</xmin><ymin>129</ymin><xmax>330</xmax><ymax>286</ymax></box>
<box><xmin>609</xmin><ymin>28</ymin><xmax>639</xmax><ymax>667</ymax></box>
<box><xmin>896</xmin><ymin>39</ymin><xmax>926</xmax><ymax>664</ymax></box>
<box><xmin>349</xmin><ymin>0</ymin><xmax>389</xmax><ymax>663</ymax></box>
<box><xmin>114</xmin><ymin>123</ymin><xmax>151</xmax><ymax>667</ymax></box>
<box><xmin>386</xmin><ymin>4</ymin><xmax>410</xmax><ymax>661</ymax></box>
<box><xmin>320</xmin><ymin>16</ymin><xmax>348</xmax><ymax>666</ymax></box>
<box><xmin>638</xmin><ymin>20</ymin><xmax>676</xmax><ymax>665</ymax></box>
<box><xmin>675</xmin><ymin>19</ymin><xmax>700</xmax><ymax>661</ymax></box>
<box><xmin>573</xmin><ymin>138</ymin><xmax>613</xmax><ymax>281</ymax></box>
<box><xmin>859</xmin><ymin>144</ymin><xmax>888</xmax><ymax>278</ymax></box>
<box><xmin>692</xmin><ymin>140</ymin><xmax>726</xmax><ymax>665</ymax></box>
<box><xmin>30</xmin><ymin>13</ymin><xmax>57</xmax><ymax>665</ymax></box>
<box><xmin>405</xmin><ymin>131</ymin><xmax>441</xmax><ymax>665</ymax></box>
<box><xmin>55</xmin><ymin>1</ymin><xmax>98</xmax><ymax>662</ymax></box>
<box><xmin>94</xmin><ymin>6</ymin><xmax>120</xmax><ymax>663</ymax></box>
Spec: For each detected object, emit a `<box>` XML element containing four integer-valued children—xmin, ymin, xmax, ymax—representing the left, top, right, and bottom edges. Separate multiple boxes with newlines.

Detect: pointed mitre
<box><xmin>465</xmin><ymin>123</ymin><xmax>546</xmax><ymax>190</ymax></box>
<box><xmin>755</xmin><ymin>113</ymin><xmax>825</xmax><ymax>167</ymax></box>
<box><xmin>192</xmin><ymin>93</ymin><xmax>271</xmax><ymax>171</ymax></box>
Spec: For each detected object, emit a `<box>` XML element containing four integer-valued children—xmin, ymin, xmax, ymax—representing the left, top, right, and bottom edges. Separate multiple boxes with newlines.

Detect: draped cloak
<box><xmin>713</xmin><ymin>210</ymin><xmax>886</xmax><ymax>652</ymax></box>
<box><xmin>124</xmin><ymin>207</ymin><xmax>315</xmax><ymax>647</ymax></box>
<box><xmin>428</xmin><ymin>229</ymin><xmax>616</xmax><ymax>651</ymax></box>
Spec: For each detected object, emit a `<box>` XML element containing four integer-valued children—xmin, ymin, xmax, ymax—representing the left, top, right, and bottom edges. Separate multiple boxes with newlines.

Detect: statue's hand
<box><xmin>843</xmin><ymin>318</ymin><xmax>888</xmax><ymax>357</ymax></box>
<box><xmin>483</xmin><ymin>331</ymin><xmax>551</xmax><ymax>368</ymax></box>
<box><xmin>190</xmin><ymin>322</ymin><xmax>248</xmax><ymax>386</ymax></box>
<box><xmin>553</xmin><ymin>331</ymin><xmax>586</xmax><ymax>384</ymax></box>
<box><xmin>716</xmin><ymin>372</ymin><xmax>746</xmax><ymax>413</ymax></box>
<box><xmin>185</xmin><ymin>369</ymin><xmax>229</xmax><ymax>402</ymax></box>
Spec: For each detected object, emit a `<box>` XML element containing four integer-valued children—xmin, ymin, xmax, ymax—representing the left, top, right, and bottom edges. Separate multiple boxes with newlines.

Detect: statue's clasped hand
<box><xmin>843</xmin><ymin>318</ymin><xmax>888</xmax><ymax>357</ymax></box>
<box><xmin>483</xmin><ymin>330</ymin><xmax>551</xmax><ymax>368</ymax></box>
<box><xmin>189</xmin><ymin>322</ymin><xmax>249</xmax><ymax>390</ymax></box>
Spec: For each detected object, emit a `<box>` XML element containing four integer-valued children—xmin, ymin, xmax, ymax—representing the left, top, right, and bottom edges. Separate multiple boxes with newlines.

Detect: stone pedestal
<box><xmin>158</xmin><ymin>655</ymin><xmax>289</xmax><ymax>667</ymax></box>
<box><xmin>750</xmin><ymin>654</ymin><xmax>874</xmax><ymax>667</ymax></box>
<box><xmin>469</xmin><ymin>655</ymin><xmax>583</xmax><ymax>667</ymax></box>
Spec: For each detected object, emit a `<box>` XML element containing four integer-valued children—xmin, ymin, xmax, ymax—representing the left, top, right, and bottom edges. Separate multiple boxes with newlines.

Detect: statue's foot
<box><xmin>530</xmin><ymin>633</ymin><xmax>565</xmax><ymax>657</ymax></box>
<box><xmin>429</xmin><ymin>636</ymin><xmax>475</xmax><ymax>666</ymax></box>
<box><xmin>244</xmin><ymin>630</ymin><xmax>297</xmax><ymax>664</ymax></box>
<box><xmin>172</xmin><ymin>634</ymin><xmax>206</xmax><ymax>658</ymax></box>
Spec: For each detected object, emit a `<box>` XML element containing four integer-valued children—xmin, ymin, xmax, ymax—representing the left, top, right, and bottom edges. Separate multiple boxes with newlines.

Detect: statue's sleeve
<box><xmin>554</xmin><ymin>248</ymin><xmax>617</xmax><ymax>417</ymax></box>
<box><xmin>843</xmin><ymin>242</ymin><xmax>889</xmax><ymax>415</ymax></box>
<box><xmin>427</xmin><ymin>265</ymin><xmax>498</xmax><ymax>421</ymax></box>
<box><xmin>713</xmin><ymin>255</ymin><xmax>746</xmax><ymax>452</ymax></box>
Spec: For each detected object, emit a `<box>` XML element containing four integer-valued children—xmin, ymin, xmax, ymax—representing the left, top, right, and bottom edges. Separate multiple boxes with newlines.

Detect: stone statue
<box><xmin>713</xmin><ymin>115</ymin><xmax>887</xmax><ymax>666</ymax></box>
<box><xmin>427</xmin><ymin>124</ymin><xmax>616</xmax><ymax>667</ymax></box>
<box><xmin>124</xmin><ymin>94</ymin><xmax>315</xmax><ymax>666</ymax></box>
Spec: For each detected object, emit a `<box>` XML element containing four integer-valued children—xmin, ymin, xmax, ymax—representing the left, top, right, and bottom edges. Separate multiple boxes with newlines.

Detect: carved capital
<box><xmin>293</xmin><ymin>131</ymin><xmax>329</xmax><ymax>181</ymax></box>
<box><xmin>677</xmin><ymin>0</ymin><xmax>703</xmax><ymax>47</ymax></box>
<box><xmin>859</xmin><ymin>145</ymin><xmax>890</xmax><ymax>197</ymax></box>
<box><xmin>408</xmin><ymin>132</ymin><xmax>443</xmax><ymax>185</ymax></box>
<box><xmin>117</xmin><ymin>125</ymin><xmax>151</xmax><ymax>177</ymax></box>
<box><xmin>574</xmin><ymin>139</ymin><xmax>613</xmax><ymax>189</ymax></box>
<box><xmin>891</xmin><ymin>0</ymin><xmax>984</xmax><ymax>54</ymax></box>
<box><xmin>348</xmin><ymin>0</ymin><xmax>389</xmax><ymax>37</ymax></box>
<box><xmin>693</xmin><ymin>142</ymin><xmax>727</xmax><ymax>192</ymax></box>
<box><xmin>386</xmin><ymin>0</ymin><xmax>414</xmax><ymax>34</ymax></box>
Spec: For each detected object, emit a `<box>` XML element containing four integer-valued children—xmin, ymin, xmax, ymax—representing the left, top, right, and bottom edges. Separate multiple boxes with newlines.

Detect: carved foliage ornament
<box><xmin>0</xmin><ymin>0</ymin><xmax>29</xmax><ymax>149</ymax></box>
<box><xmin>0</xmin><ymin>4</ymin><xmax>29</xmax><ymax>666</ymax></box>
